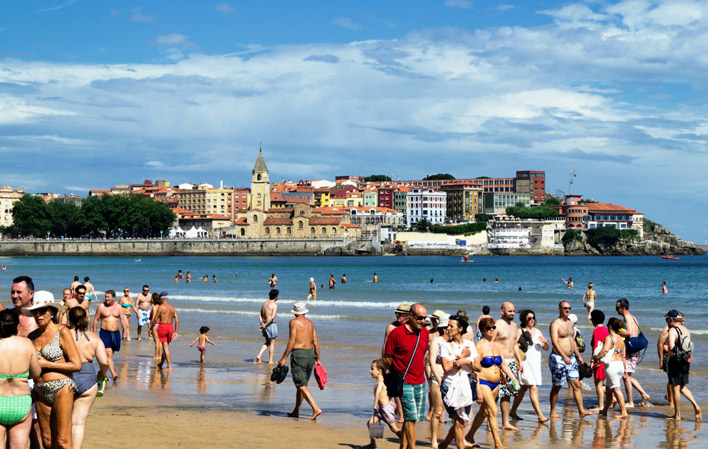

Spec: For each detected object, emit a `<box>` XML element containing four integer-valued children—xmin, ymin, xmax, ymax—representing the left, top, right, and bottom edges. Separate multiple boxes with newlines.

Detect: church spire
<box><xmin>253</xmin><ymin>147</ymin><xmax>268</xmax><ymax>173</ymax></box>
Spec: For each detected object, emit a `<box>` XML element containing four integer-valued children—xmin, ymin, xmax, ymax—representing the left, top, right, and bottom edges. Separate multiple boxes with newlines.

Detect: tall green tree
<box><xmin>364</xmin><ymin>175</ymin><xmax>393</xmax><ymax>182</ymax></box>
<box><xmin>10</xmin><ymin>196</ymin><xmax>52</xmax><ymax>237</ymax></box>
<box><xmin>424</xmin><ymin>173</ymin><xmax>455</xmax><ymax>181</ymax></box>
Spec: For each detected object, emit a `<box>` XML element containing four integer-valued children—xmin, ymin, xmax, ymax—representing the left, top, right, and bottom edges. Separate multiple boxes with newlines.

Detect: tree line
<box><xmin>2</xmin><ymin>194</ymin><xmax>176</xmax><ymax>238</ymax></box>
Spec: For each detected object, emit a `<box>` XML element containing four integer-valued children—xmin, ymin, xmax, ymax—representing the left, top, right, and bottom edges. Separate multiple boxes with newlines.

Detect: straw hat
<box><xmin>292</xmin><ymin>302</ymin><xmax>309</xmax><ymax>315</ymax></box>
<box><xmin>437</xmin><ymin>312</ymin><xmax>450</xmax><ymax>328</ymax></box>
<box><xmin>395</xmin><ymin>303</ymin><xmax>411</xmax><ymax>314</ymax></box>
<box><xmin>431</xmin><ymin>309</ymin><xmax>446</xmax><ymax>320</ymax></box>
<box><xmin>21</xmin><ymin>291</ymin><xmax>63</xmax><ymax>317</ymax></box>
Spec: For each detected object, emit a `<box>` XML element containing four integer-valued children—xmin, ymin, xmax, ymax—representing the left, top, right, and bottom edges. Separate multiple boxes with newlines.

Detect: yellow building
<box><xmin>0</xmin><ymin>186</ymin><xmax>24</xmax><ymax>228</ymax></box>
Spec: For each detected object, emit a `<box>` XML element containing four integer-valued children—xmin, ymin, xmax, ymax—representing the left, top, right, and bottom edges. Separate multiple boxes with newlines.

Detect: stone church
<box><xmin>228</xmin><ymin>151</ymin><xmax>361</xmax><ymax>239</ymax></box>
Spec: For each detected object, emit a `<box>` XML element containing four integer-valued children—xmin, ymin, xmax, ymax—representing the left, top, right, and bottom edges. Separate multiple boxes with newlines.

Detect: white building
<box><xmin>0</xmin><ymin>186</ymin><xmax>24</xmax><ymax>229</ymax></box>
<box><xmin>406</xmin><ymin>189</ymin><xmax>447</xmax><ymax>226</ymax></box>
<box><xmin>482</xmin><ymin>192</ymin><xmax>531</xmax><ymax>215</ymax></box>
<box><xmin>487</xmin><ymin>224</ymin><xmax>532</xmax><ymax>249</ymax></box>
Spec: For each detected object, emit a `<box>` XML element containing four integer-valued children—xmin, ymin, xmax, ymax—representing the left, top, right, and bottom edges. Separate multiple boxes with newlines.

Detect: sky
<box><xmin>1</xmin><ymin>0</ymin><xmax>707</xmax><ymax>242</ymax></box>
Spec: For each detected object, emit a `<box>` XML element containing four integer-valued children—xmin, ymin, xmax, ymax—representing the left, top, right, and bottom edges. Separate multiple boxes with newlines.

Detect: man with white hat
<box><xmin>277</xmin><ymin>302</ymin><xmax>322</xmax><ymax>420</ymax></box>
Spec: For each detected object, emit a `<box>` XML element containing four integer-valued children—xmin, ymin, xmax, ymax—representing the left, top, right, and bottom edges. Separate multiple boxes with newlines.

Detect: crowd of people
<box><xmin>0</xmin><ymin>275</ymin><xmax>179</xmax><ymax>449</ymax></box>
<box><xmin>372</xmin><ymin>298</ymin><xmax>700</xmax><ymax>449</ymax></box>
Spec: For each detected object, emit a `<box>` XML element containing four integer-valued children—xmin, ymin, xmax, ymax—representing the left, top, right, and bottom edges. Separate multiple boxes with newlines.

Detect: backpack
<box><xmin>673</xmin><ymin>327</ymin><xmax>694</xmax><ymax>361</ymax></box>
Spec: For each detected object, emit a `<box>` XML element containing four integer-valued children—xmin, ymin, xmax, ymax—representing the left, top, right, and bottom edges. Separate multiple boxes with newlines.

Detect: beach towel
<box><xmin>314</xmin><ymin>364</ymin><xmax>328</xmax><ymax>390</ymax></box>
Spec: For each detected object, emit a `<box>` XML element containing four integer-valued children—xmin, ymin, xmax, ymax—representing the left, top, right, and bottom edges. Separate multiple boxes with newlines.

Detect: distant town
<box><xmin>1</xmin><ymin>151</ymin><xmax>646</xmax><ymax>251</ymax></box>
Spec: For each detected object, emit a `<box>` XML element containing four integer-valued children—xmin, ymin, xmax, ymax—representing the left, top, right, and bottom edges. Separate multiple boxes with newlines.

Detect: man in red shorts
<box><xmin>151</xmin><ymin>291</ymin><xmax>179</xmax><ymax>370</ymax></box>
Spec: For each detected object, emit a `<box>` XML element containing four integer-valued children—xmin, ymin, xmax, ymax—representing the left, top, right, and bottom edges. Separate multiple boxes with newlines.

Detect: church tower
<box><xmin>250</xmin><ymin>148</ymin><xmax>270</xmax><ymax>211</ymax></box>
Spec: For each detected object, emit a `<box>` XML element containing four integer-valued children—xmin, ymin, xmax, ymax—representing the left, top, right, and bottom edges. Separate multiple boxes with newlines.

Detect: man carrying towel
<box><xmin>278</xmin><ymin>302</ymin><xmax>322</xmax><ymax>420</ymax></box>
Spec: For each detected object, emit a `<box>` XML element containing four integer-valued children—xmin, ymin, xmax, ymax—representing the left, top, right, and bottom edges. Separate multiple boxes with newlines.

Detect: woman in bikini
<box><xmin>427</xmin><ymin>313</ymin><xmax>448</xmax><ymax>449</ymax></box>
<box><xmin>0</xmin><ymin>309</ymin><xmax>41</xmax><ymax>449</ymax></box>
<box><xmin>119</xmin><ymin>288</ymin><xmax>135</xmax><ymax>340</ymax></box>
<box><xmin>466</xmin><ymin>317</ymin><xmax>519</xmax><ymax>449</ymax></box>
<box><xmin>67</xmin><ymin>307</ymin><xmax>109</xmax><ymax>449</ymax></box>
<box><xmin>24</xmin><ymin>292</ymin><xmax>81</xmax><ymax>449</ymax></box>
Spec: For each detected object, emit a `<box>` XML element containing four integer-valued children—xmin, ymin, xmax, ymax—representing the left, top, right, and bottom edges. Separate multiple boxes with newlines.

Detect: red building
<box><xmin>377</xmin><ymin>186</ymin><xmax>393</xmax><ymax>208</ymax></box>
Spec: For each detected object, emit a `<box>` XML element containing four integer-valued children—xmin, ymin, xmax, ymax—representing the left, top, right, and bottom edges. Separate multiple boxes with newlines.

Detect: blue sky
<box><xmin>1</xmin><ymin>1</ymin><xmax>707</xmax><ymax>242</ymax></box>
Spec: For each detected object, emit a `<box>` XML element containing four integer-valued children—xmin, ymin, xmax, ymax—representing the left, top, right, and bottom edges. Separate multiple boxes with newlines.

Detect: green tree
<box><xmin>364</xmin><ymin>175</ymin><xmax>392</xmax><ymax>182</ymax></box>
<box><xmin>430</xmin><ymin>222</ymin><xmax>486</xmax><ymax>235</ymax></box>
<box><xmin>424</xmin><ymin>173</ymin><xmax>455</xmax><ymax>181</ymax></box>
<box><xmin>47</xmin><ymin>200</ymin><xmax>82</xmax><ymax>237</ymax></box>
<box><xmin>475</xmin><ymin>213</ymin><xmax>491</xmax><ymax>223</ymax></box>
<box><xmin>562</xmin><ymin>229</ymin><xmax>583</xmax><ymax>245</ymax></box>
<box><xmin>544</xmin><ymin>197</ymin><xmax>561</xmax><ymax>206</ymax></box>
<box><xmin>586</xmin><ymin>226</ymin><xmax>620</xmax><ymax>247</ymax></box>
<box><xmin>10</xmin><ymin>195</ymin><xmax>52</xmax><ymax>237</ymax></box>
<box><xmin>414</xmin><ymin>218</ymin><xmax>431</xmax><ymax>232</ymax></box>
<box><xmin>505</xmin><ymin>205</ymin><xmax>559</xmax><ymax>219</ymax></box>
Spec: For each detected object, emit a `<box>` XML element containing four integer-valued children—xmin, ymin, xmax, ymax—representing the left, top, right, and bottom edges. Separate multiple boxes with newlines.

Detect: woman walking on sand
<box><xmin>509</xmin><ymin>310</ymin><xmax>549</xmax><ymax>422</ymax></box>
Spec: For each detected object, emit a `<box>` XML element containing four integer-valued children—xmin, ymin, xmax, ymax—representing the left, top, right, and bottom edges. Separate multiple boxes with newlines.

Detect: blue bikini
<box><xmin>478</xmin><ymin>355</ymin><xmax>503</xmax><ymax>390</ymax></box>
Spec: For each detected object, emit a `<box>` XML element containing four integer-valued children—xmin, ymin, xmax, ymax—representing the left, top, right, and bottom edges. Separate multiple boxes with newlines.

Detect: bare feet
<box><xmin>426</xmin><ymin>411</ymin><xmax>433</xmax><ymax>421</ymax></box>
<box><xmin>464</xmin><ymin>441</ymin><xmax>480</xmax><ymax>448</ymax></box>
<box><xmin>550</xmin><ymin>413</ymin><xmax>561</xmax><ymax>418</ymax></box>
<box><xmin>579</xmin><ymin>409</ymin><xmax>596</xmax><ymax>418</ymax></box>
<box><xmin>640</xmin><ymin>394</ymin><xmax>651</xmax><ymax>406</ymax></box>
<box><xmin>695</xmin><ymin>410</ymin><xmax>702</xmax><ymax>422</ymax></box>
<box><xmin>626</xmin><ymin>403</ymin><xmax>635</xmax><ymax>409</ymax></box>
<box><xmin>510</xmin><ymin>413</ymin><xmax>523</xmax><ymax>420</ymax></box>
<box><xmin>311</xmin><ymin>409</ymin><xmax>322</xmax><ymax>420</ymax></box>
<box><xmin>618</xmin><ymin>413</ymin><xmax>629</xmax><ymax>418</ymax></box>
<box><xmin>438</xmin><ymin>416</ymin><xmax>446</xmax><ymax>424</ymax></box>
<box><xmin>538</xmin><ymin>416</ymin><xmax>550</xmax><ymax>423</ymax></box>
<box><xmin>255</xmin><ymin>357</ymin><xmax>261</xmax><ymax>364</ymax></box>
<box><xmin>502</xmin><ymin>424</ymin><xmax>519</xmax><ymax>432</ymax></box>
<box><xmin>287</xmin><ymin>411</ymin><xmax>299</xmax><ymax>418</ymax></box>
<box><xmin>363</xmin><ymin>443</ymin><xmax>376</xmax><ymax>449</ymax></box>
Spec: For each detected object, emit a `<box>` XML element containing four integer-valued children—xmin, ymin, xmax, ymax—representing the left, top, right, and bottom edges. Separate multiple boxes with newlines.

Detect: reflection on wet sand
<box><xmin>663</xmin><ymin>419</ymin><xmax>702</xmax><ymax>449</ymax></box>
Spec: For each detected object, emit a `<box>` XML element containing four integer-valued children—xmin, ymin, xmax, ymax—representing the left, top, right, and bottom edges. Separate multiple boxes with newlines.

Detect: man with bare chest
<box><xmin>64</xmin><ymin>284</ymin><xmax>91</xmax><ymax>321</ymax></box>
<box><xmin>93</xmin><ymin>290</ymin><xmax>129</xmax><ymax>380</ymax></box>
<box><xmin>135</xmin><ymin>285</ymin><xmax>152</xmax><ymax>340</ymax></box>
<box><xmin>549</xmin><ymin>301</ymin><xmax>593</xmax><ymax>418</ymax></box>
<box><xmin>152</xmin><ymin>292</ymin><xmax>179</xmax><ymax>370</ymax></box>
<box><xmin>496</xmin><ymin>301</ymin><xmax>523</xmax><ymax>431</ymax></box>
<box><xmin>256</xmin><ymin>289</ymin><xmax>279</xmax><ymax>363</ymax></box>
<box><xmin>11</xmin><ymin>276</ymin><xmax>38</xmax><ymax>337</ymax></box>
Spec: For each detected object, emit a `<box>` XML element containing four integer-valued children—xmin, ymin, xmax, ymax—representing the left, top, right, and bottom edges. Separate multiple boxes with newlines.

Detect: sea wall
<box><xmin>0</xmin><ymin>238</ymin><xmax>379</xmax><ymax>257</ymax></box>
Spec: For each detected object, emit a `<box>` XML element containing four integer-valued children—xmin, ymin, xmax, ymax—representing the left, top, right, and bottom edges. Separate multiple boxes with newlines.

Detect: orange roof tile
<box><xmin>586</xmin><ymin>203</ymin><xmax>638</xmax><ymax>213</ymax></box>
<box><xmin>263</xmin><ymin>217</ymin><xmax>293</xmax><ymax>225</ymax></box>
<box><xmin>310</xmin><ymin>217</ymin><xmax>343</xmax><ymax>225</ymax></box>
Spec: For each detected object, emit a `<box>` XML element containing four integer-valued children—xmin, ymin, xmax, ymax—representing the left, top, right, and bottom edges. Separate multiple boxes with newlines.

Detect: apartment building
<box><xmin>407</xmin><ymin>189</ymin><xmax>447</xmax><ymax>225</ymax></box>
<box><xmin>439</xmin><ymin>182</ymin><xmax>483</xmax><ymax>222</ymax></box>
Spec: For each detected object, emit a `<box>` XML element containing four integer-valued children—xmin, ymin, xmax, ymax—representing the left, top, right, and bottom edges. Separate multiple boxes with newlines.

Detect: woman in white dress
<box><xmin>509</xmin><ymin>309</ymin><xmax>550</xmax><ymax>422</ymax></box>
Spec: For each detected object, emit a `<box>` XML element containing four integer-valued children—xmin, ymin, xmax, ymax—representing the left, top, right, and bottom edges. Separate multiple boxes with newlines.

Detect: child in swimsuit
<box><xmin>365</xmin><ymin>359</ymin><xmax>401</xmax><ymax>448</ymax></box>
<box><xmin>189</xmin><ymin>326</ymin><xmax>215</xmax><ymax>364</ymax></box>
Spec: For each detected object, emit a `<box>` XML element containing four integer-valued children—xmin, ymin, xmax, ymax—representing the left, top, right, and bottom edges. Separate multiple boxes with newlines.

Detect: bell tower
<box><xmin>250</xmin><ymin>148</ymin><xmax>270</xmax><ymax>211</ymax></box>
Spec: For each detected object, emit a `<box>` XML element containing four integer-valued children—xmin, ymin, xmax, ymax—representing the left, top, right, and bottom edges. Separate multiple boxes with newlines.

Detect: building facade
<box><xmin>406</xmin><ymin>189</ymin><xmax>447</xmax><ymax>225</ymax></box>
<box><xmin>482</xmin><ymin>192</ymin><xmax>531</xmax><ymax>215</ymax></box>
<box><xmin>515</xmin><ymin>171</ymin><xmax>546</xmax><ymax>204</ymax></box>
<box><xmin>0</xmin><ymin>186</ymin><xmax>24</xmax><ymax>228</ymax></box>
<box><xmin>439</xmin><ymin>182</ymin><xmax>483</xmax><ymax>222</ymax></box>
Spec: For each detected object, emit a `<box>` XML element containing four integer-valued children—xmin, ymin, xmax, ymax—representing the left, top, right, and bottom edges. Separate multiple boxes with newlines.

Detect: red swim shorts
<box><xmin>157</xmin><ymin>323</ymin><xmax>174</xmax><ymax>343</ymax></box>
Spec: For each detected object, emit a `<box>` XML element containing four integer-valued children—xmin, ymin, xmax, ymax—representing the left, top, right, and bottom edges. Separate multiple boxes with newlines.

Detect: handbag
<box><xmin>593</xmin><ymin>336</ymin><xmax>614</xmax><ymax>366</ymax></box>
<box><xmin>383</xmin><ymin>331</ymin><xmax>422</xmax><ymax>398</ymax></box>
<box><xmin>625</xmin><ymin>317</ymin><xmax>648</xmax><ymax>352</ymax></box>
<box><xmin>574</xmin><ymin>330</ymin><xmax>586</xmax><ymax>353</ymax></box>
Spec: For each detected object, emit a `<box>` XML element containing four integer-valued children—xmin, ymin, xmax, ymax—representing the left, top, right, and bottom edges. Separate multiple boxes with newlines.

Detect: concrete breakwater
<box><xmin>0</xmin><ymin>238</ymin><xmax>381</xmax><ymax>257</ymax></box>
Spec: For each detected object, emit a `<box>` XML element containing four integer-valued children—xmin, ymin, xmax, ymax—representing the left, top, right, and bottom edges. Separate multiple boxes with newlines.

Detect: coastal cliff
<box><xmin>563</xmin><ymin>222</ymin><xmax>703</xmax><ymax>256</ymax></box>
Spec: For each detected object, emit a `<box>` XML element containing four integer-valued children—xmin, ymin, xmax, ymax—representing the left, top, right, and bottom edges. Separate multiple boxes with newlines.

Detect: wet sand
<box><xmin>79</xmin><ymin>336</ymin><xmax>706</xmax><ymax>449</ymax></box>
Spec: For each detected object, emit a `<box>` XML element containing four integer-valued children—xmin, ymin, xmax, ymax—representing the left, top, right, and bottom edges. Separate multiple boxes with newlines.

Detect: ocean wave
<box><xmin>177</xmin><ymin>307</ymin><xmax>342</xmax><ymax>320</ymax></box>
<box><xmin>170</xmin><ymin>294</ymin><xmax>400</xmax><ymax>309</ymax></box>
<box><xmin>645</xmin><ymin>326</ymin><xmax>708</xmax><ymax>335</ymax></box>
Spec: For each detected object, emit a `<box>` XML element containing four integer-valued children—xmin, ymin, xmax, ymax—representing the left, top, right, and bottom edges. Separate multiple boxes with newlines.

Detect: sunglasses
<box><xmin>561</xmin><ymin>307</ymin><xmax>571</xmax><ymax>310</ymax></box>
<box><xmin>527</xmin><ymin>316</ymin><xmax>536</xmax><ymax>320</ymax></box>
<box><xmin>124</xmin><ymin>290</ymin><xmax>129</xmax><ymax>292</ymax></box>
<box><xmin>485</xmin><ymin>326</ymin><xmax>497</xmax><ymax>331</ymax></box>
<box><xmin>412</xmin><ymin>315</ymin><xmax>427</xmax><ymax>321</ymax></box>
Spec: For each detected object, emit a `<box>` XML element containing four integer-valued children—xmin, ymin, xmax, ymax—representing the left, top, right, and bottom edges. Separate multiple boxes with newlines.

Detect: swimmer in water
<box><xmin>307</xmin><ymin>278</ymin><xmax>317</xmax><ymax>301</ymax></box>
<box><xmin>662</xmin><ymin>281</ymin><xmax>668</xmax><ymax>294</ymax></box>
<box><xmin>562</xmin><ymin>277</ymin><xmax>574</xmax><ymax>289</ymax></box>
<box><xmin>495</xmin><ymin>278</ymin><xmax>499</xmax><ymax>283</ymax></box>
<box><xmin>373</xmin><ymin>273</ymin><xmax>378</xmax><ymax>283</ymax></box>
<box><xmin>582</xmin><ymin>282</ymin><xmax>596</xmax><ymax>320</ymax></box>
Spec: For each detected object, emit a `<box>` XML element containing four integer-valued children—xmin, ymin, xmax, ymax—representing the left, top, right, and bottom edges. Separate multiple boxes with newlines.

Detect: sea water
<box><xmin>1</xmin><ymin>254</ymin><xmax>706</xmax><ymax>418</ymax></box>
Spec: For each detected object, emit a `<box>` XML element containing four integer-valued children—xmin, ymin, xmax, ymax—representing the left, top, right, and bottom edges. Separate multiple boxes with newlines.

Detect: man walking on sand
<box><xmin>64</xmin><ymin>284</ymin><xmax>91</xmax><ymax>320</ymax></box>
<box><xmin>151</xmin><ymin>291</ymin><xmax>179</xmax><ymax>370</ymax></box>
<box><xmin>665</xmin><ymin>310</ymin><xmax>701</xmax><ymax>421</ymax></box>
<box><xmin>256</xmin><ymin>289</ymin><xmax>279</xmax><ymax>364</ymax></box>
<box><xmin>278</xmin><ymin>302</ymin><xmax>322</xmax><ymax>420</ymax></box>
<box><xmin>135</xmin><ymin>285</ymin><xmax>152</xmax><ymax>340</ymax></box>
<box><xmin>383</xmin><ymin>303</ymin><xmax>429</xmax><ymax>449</ymax></box>
<box><xmin>549</xmin><ymin>301</ymin><xmax>594</xmax><ymax>418</ymax></box>
<box><xmin>150</xmin><ymin>292</ymin><xmax>179</xmax><ymax>371</ymax></box>
<box><xmin>616</xmin><ymin>298</ymin><xmax>651</xmax><ymax>407</ymax></box>
<box><xmin>496</xmin><ymin>301</ymin><xmax>523</xmax><ymax>431</ymax></box>
<box><xmin>93</xmin><ymin>290</ymin><xmax>129</xmax><ymax>380</ymax></box>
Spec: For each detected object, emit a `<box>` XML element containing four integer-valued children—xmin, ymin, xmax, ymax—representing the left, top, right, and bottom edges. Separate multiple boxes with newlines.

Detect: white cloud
<box><xmin>215</xmin><ymin>3</ymin><xmax>236</xmax><ymax>15</ymax></box>
<box><xmin>445</xmin><ymin>0</ymin><xmax>472</xmax><ymax>9</ymax></box>
<box><xmin>131</xmin><ymin>7</ymin><xmax>155</xmax><ymax>23</ymax></box>
<box><xmin>153</xmin><ymin>34</ymin><xmax>189</xmax><ymax>46</ymax></box>
<box><xmin>36</xmin><ymin>0</ymin><xmax>78</xmax><ymax>14</ymax></box>
<box><xmin>332</xmin><ymin>17</ymin><xmax>360</xmax><ymax>30</ymax></box>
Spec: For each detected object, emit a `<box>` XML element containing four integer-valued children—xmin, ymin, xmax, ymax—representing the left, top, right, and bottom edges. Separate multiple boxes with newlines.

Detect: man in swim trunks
<box><xmin>306</xmin><ymin>278</ymin><xmax>317</xmax><ymax>301</ymax></box>
<box><xmin>496</xmin><ymin>301</ymin><xmax>523</xmax><ymax>431</ymax></box>
<box><xmin>152</xmin><ymin>292</ymin><xmax>179</xmax><ymax>370</ymax></box>
<box><xmin>93</xmin><ymin>290</ymin><xmax>128</xmax><ymax>380</ymax></box>
<box><xmin>83</xmin><ymin>277</ymin><xmax>96</xmax><ymax>301</ymax></box>
<box><xmin>382</xmin><ymin>303</ymin><xmax>429</xmax><ymax>449</ymax></box>
<box><xmin>328</xmin><ymin>274</ymin><xmax>336</xmax><ymax>289</ymax></box>
<box><xmin>135</xmin><ymin>285</ymin><xmax>152</xmax><ymax>340</ymax></box>
<box><xmin>665</xmin><ymin>310</ymin><xmax>701</xmax><ymax>421</ymax></box>
<box><xmin>549</xmin><ymin>301</ymin><xmax>594</xmax><ymax>419</ymax></box>
<box><xmin>269</xmin><ymin>273</ymin><xmax>278</xmax><ymax>288</ymax></box>
<box><xmin>277</xmin><ymin>302</ymin><xmax>322</xmax><ymax>420</ymax></box>
<box><xmin>256</xmin><ymin>289</ymin><xmax>279</xmax><ymax>364</ymax></box>
<box><xmin>64</xmin><ymin>285</ymin><xmax>91</xmax><ymax>321</ymax></box>
<box><xmin>616</xmin><ymin>298</ymin><xmax>651</xmax><ymax>407</ymax></box>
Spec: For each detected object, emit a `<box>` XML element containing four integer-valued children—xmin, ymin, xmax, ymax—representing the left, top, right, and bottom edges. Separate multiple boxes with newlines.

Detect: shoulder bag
<box><xmin>625</xmin><ymin>317</ymin><xmax>648</xmax><ymax>352</ymax></box>
<box><xmin>383</xmin><ymin>331</ymin><xmax>422</xmax><ymax>398</ymax></box>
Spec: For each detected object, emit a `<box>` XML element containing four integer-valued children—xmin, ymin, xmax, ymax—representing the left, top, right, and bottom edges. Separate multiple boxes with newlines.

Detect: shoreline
<box><xmin>0</xmin><ymin>239</ymin><xmax>703</xmax><ymax>257</ymax></box>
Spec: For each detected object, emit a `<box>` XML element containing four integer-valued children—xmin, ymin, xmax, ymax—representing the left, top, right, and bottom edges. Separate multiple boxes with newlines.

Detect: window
<box><xmin>275</xmin><ymin>227</ymin><xmax>281</xmax><ymax>235</ymax></box>
<box><xmin>298</xmin><ymin>221</ymin><xmax>304</xmax><ymax>230</ymax></box>
<box><xmin>287</xmin><ymin>227</ymin><xmax>292</xmax><ymax>235</ymax></box>
<box><xmin>332</xmin><ymin>227</ymin><xmax>337</xmax><ymax>236</ymax></box>
<box><xmin>265</xmin><ymin>227</ymin><xmax>270</xmax><ymax>235</ymax></box>
<box><xmin>240</xmin><ymin>228</ymin><xmax>245</xmax><ymax>236</ymax></box>
<box><xmin>321</xmin><ymin>227</ymin><xmax>326</xmax><ymax>235</ymax></box>
<box><xmin>311</xmin><ymin>227</ymin><xmax>315</xmax><ymax>235</ymax></box>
